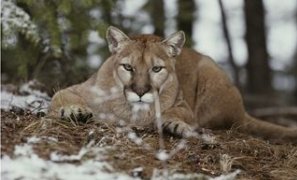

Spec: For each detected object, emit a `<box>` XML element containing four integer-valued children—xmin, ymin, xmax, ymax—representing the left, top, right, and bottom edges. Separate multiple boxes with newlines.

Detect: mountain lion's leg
<box><xmin>161</xmin><ymin>100</ymin><xmax>197</xmax><ymax>138</ymax></box>
<box><xmin>48</xmin><ymin>86</ymin><xmax>93</xmax><ymax>123</ymax></box>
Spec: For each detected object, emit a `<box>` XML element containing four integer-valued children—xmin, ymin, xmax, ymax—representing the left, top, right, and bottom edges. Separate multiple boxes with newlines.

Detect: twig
<box><xmin>153</xmin><ymin>90</ymin><xmax>169</xmax><ymax>176</ymax></box>
<box><xmin>153</xmin><ymin>90</ymin><xmax>165</xmax><ymax>151</ymax></box>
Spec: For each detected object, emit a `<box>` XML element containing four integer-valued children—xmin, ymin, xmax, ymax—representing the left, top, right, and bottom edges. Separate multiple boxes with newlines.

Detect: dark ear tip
<box><xmin>178</xmin><ymin>31</ymin><xmax>186</xmax><ymax>42</ymax></box>
<box><xmin>106</xmin><ymin>26</ymin><xmax>112</xmax><ymax>38</ymax></box>
<box><xmin>106</xmin><ymin>26</ymin><xmax>115</xmax><ymax>35</ymax></box>
<box><xmin>106</xmin><ymin>26</ymin><xmax>119</xmax><ymax>36</ymax></box>
<box><xmin>179</xmin><ymin>31</ymin><xmax>185</xmax><ymax>36</ymax></box>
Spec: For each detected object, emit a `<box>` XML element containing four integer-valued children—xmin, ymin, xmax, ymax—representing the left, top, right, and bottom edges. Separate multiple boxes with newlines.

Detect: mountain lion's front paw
<box><xmin>59</xmin><ymin>105</ymin><xmax>93</xmax><ymax>123</ymax></box>
<box><xmin>162</xmin><ymin>120</ymin><xmax>197</xmax><ymax>138</ymax></box>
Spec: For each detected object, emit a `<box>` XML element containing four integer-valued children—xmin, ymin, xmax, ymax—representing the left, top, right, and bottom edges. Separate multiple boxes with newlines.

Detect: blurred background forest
<box><xmin>1</xmin><ymin>0</ymin><xmax>297</xmax><ymax>109</ymax></box>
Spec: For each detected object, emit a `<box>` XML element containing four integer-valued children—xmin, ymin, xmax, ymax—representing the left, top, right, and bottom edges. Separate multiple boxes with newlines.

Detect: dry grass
<box><xmin>1</xmin><ymin>110</ymin><xmax>297</xmax><ymax>179</ymax></box>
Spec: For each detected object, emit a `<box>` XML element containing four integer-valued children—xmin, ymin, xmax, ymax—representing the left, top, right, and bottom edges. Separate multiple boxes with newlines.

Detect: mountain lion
<box><xmin>48</xmin><ymin>26</ymin><xmax>297</xmax><ymax>143</ymax></box>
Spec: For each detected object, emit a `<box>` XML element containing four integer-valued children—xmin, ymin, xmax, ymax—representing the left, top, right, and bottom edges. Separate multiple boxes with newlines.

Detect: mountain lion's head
<box><xmin>106</xmin><ymin>26</ymin><xmax>185</xmax><ymax>107</ymax></box>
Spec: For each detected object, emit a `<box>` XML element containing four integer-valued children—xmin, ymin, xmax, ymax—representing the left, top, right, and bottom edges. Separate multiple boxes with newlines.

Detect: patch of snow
<box><xmin>50</xmin><ymin>140</ymin><xmax>114</xmax><ymax>162</ymax></box>
<box><xmin>212</xmin><ymin>170</ymin><xmax>241</xmax><ymax>180</ymax></box>
<box><xmin>27</xmin><ymin>136</ymin><xmax>58</xmax><ymax>144</ymax></box>
<box><xmin>2</xmin><ymin>130</ymin><xmax>240</xmax><ymax>180</ymax></box>
<box><xmin>50</xmin><ymin>147</ymin><xmax>89</xmax><ymax>162</ymax></box>
<box><xmin>46</xmin><ymin>137</ymin><xmax>58</xmax><ymax>142</ymax></box>
<box><xmin>201</xmin><ymin>133</ymin><xmax>217</xmax><ymax>144</ymax></box>
<box><xmin>88</xmin><ymin>130</ymin><xmax>94</xmax><ymax>135</ymax></box>
<box><xmin>132</xmin><ymin>167</ymin><xmax>143</xmax><ymax>172</ymax></box>
<box><xmin>20</xmin><ymin>81</ymin><xmax>49</xmax><ymax>98</ymax></box>
<box><xmin>1</xmin><ymin>81</ymin><xmax>50</xmax><ymax>114</ymax></box>
<box><xmin>2</xmin><ymin>139</ymin><xmax>136</xmax><ymax>180</ymax></box>
<box><xmin>27</xmin><ymin>136</ymin><xmax>42</xmax><ymax>144</ymax></box>
<box><xmin>155</xmin><ymin>150</ymin><xmax>170</xmax><ymax>161</ymax></box>
<box><xmin>131</xmin><ymin>167</ymin><xmax>143</xmax><ymax>178</ymax></box>
<box><xmin>151</xmin><ymin>169</ymin><xmax>240</xmax><ymax>180</ymax></box>
<box><xmin>127</xmin><ymin>132</ymin><xmax>143</xmax><ymax>145</ymax></box>
<box><xmin>14</xmin><ymin>144</ymin><xmax>35</xmax><ymax>157</ymax></box>
<box><xmin>2</xmin><ymin>155</ymin><xmax>136</xmax><ymax>180</ymax></box>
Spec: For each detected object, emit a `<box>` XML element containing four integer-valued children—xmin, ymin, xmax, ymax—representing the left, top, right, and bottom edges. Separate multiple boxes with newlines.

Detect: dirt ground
<box><xmin>1</xmin><ymin>110</ymin><xmax>297</xmax><ymax>180</ymax></box>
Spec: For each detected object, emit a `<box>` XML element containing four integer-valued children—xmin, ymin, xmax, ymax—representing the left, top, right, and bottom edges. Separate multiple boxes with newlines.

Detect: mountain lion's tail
<box><xmin>237</xmin><ymin>114</ymin><xmax>297</xmax><ymax>143</ymax></box>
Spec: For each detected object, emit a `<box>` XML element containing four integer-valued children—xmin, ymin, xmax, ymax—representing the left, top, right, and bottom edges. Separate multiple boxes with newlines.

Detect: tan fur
<box><xmin>48</xmin><ymin>27</ymin><xmax>297</xmax><ymax>142</ymax></box>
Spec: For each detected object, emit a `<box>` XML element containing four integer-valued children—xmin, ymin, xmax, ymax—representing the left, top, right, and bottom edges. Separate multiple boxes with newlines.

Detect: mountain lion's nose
<box><xmin>131</xmin><ymin>83</ymin><xmax>151</xmax><ymax>97</ymax></box>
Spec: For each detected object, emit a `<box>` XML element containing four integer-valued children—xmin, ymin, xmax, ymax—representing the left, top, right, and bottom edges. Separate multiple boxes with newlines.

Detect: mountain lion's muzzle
<box><xmin>125</xmin><ymin>82</ymin><xmax>154</xmax><ymax>104</ymax></box>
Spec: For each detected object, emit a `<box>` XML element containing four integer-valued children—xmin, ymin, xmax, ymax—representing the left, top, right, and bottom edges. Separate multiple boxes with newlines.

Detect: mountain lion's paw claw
<box><xmin>162</xmin><ymin>120</ymin><xmax>197</xmax><ymax>138</ymax></box>
<box><xmin>59</xmin><ymin>105</ymin><xmax>93</xmax><ymax>123</ymax></box>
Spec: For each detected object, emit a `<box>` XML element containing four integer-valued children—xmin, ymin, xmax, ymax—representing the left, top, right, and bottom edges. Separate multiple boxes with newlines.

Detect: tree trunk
<box><xmin>177</xmin><ymin>0</ymin><xmax>195</xmax><ymax>47</ymax></box>
<box><xmin>244</xmin><ymin>0</ymin><xmax>272</xmax><ymax>94</ymax></box>
<box><xmin>294</xmin><ymin>8</ymin><xmax>297</xmax><ymax>103</ymax></box>
<box><xmin>293</xmin><ymin>49</ymin><xmax>297</xmax><ymax>103</ymax></box>
<box><xmin>151</xmin><ymin>0</ymin><xmax>165</xmax><ymax>36</ymax></box>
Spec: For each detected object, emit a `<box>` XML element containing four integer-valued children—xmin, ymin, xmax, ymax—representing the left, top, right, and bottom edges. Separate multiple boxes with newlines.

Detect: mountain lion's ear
<box><xmin>106</xmin><ymin>26</ymin><xmax>130</xmax><ymax>54</ymax></box>
<box><xmin>162</xmin><ymin>31</ymin><xmax>185</xmax><ymax>57</ymax></box>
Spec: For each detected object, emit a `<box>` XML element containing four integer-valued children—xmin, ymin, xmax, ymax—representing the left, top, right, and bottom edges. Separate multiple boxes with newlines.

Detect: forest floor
<box><xmin>1</xmin><ymin>82</ymin><xmax>297</xmax><ymax>179</ymax></box>
<box><xmin>2</xmin><ymin>109</ymin><xmax>297</xmax><ymax>180</ymax></box>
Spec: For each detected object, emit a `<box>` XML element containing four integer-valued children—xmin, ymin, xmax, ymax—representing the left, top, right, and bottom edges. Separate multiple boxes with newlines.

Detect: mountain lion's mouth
<box><xmin>125</xmin><ymin>91</ymin><xmax>154</xmax><ymax>104</ymax></box>
<box><xmin>135</xmin><ymin>100</ymin><xmax>149</xmax><ymax>104</ymax></box>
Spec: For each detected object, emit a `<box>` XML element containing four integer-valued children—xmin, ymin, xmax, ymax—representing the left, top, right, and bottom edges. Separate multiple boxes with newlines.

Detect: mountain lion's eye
<box><xmin>152</xmin><ymin>66</ymin><xmax>163</xmax><ymax>73</ymax></box>
<box><xmin>122</xmin><ymin>64</ymin><xmax>133</xmax><ymax>72</ymax></box>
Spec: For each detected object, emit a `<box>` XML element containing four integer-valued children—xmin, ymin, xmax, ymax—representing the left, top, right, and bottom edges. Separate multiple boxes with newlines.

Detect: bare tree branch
<box><xmin>218</xmin><ymin>0</ymin><xmax>240</xmax><ymax>88</ymax></box>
